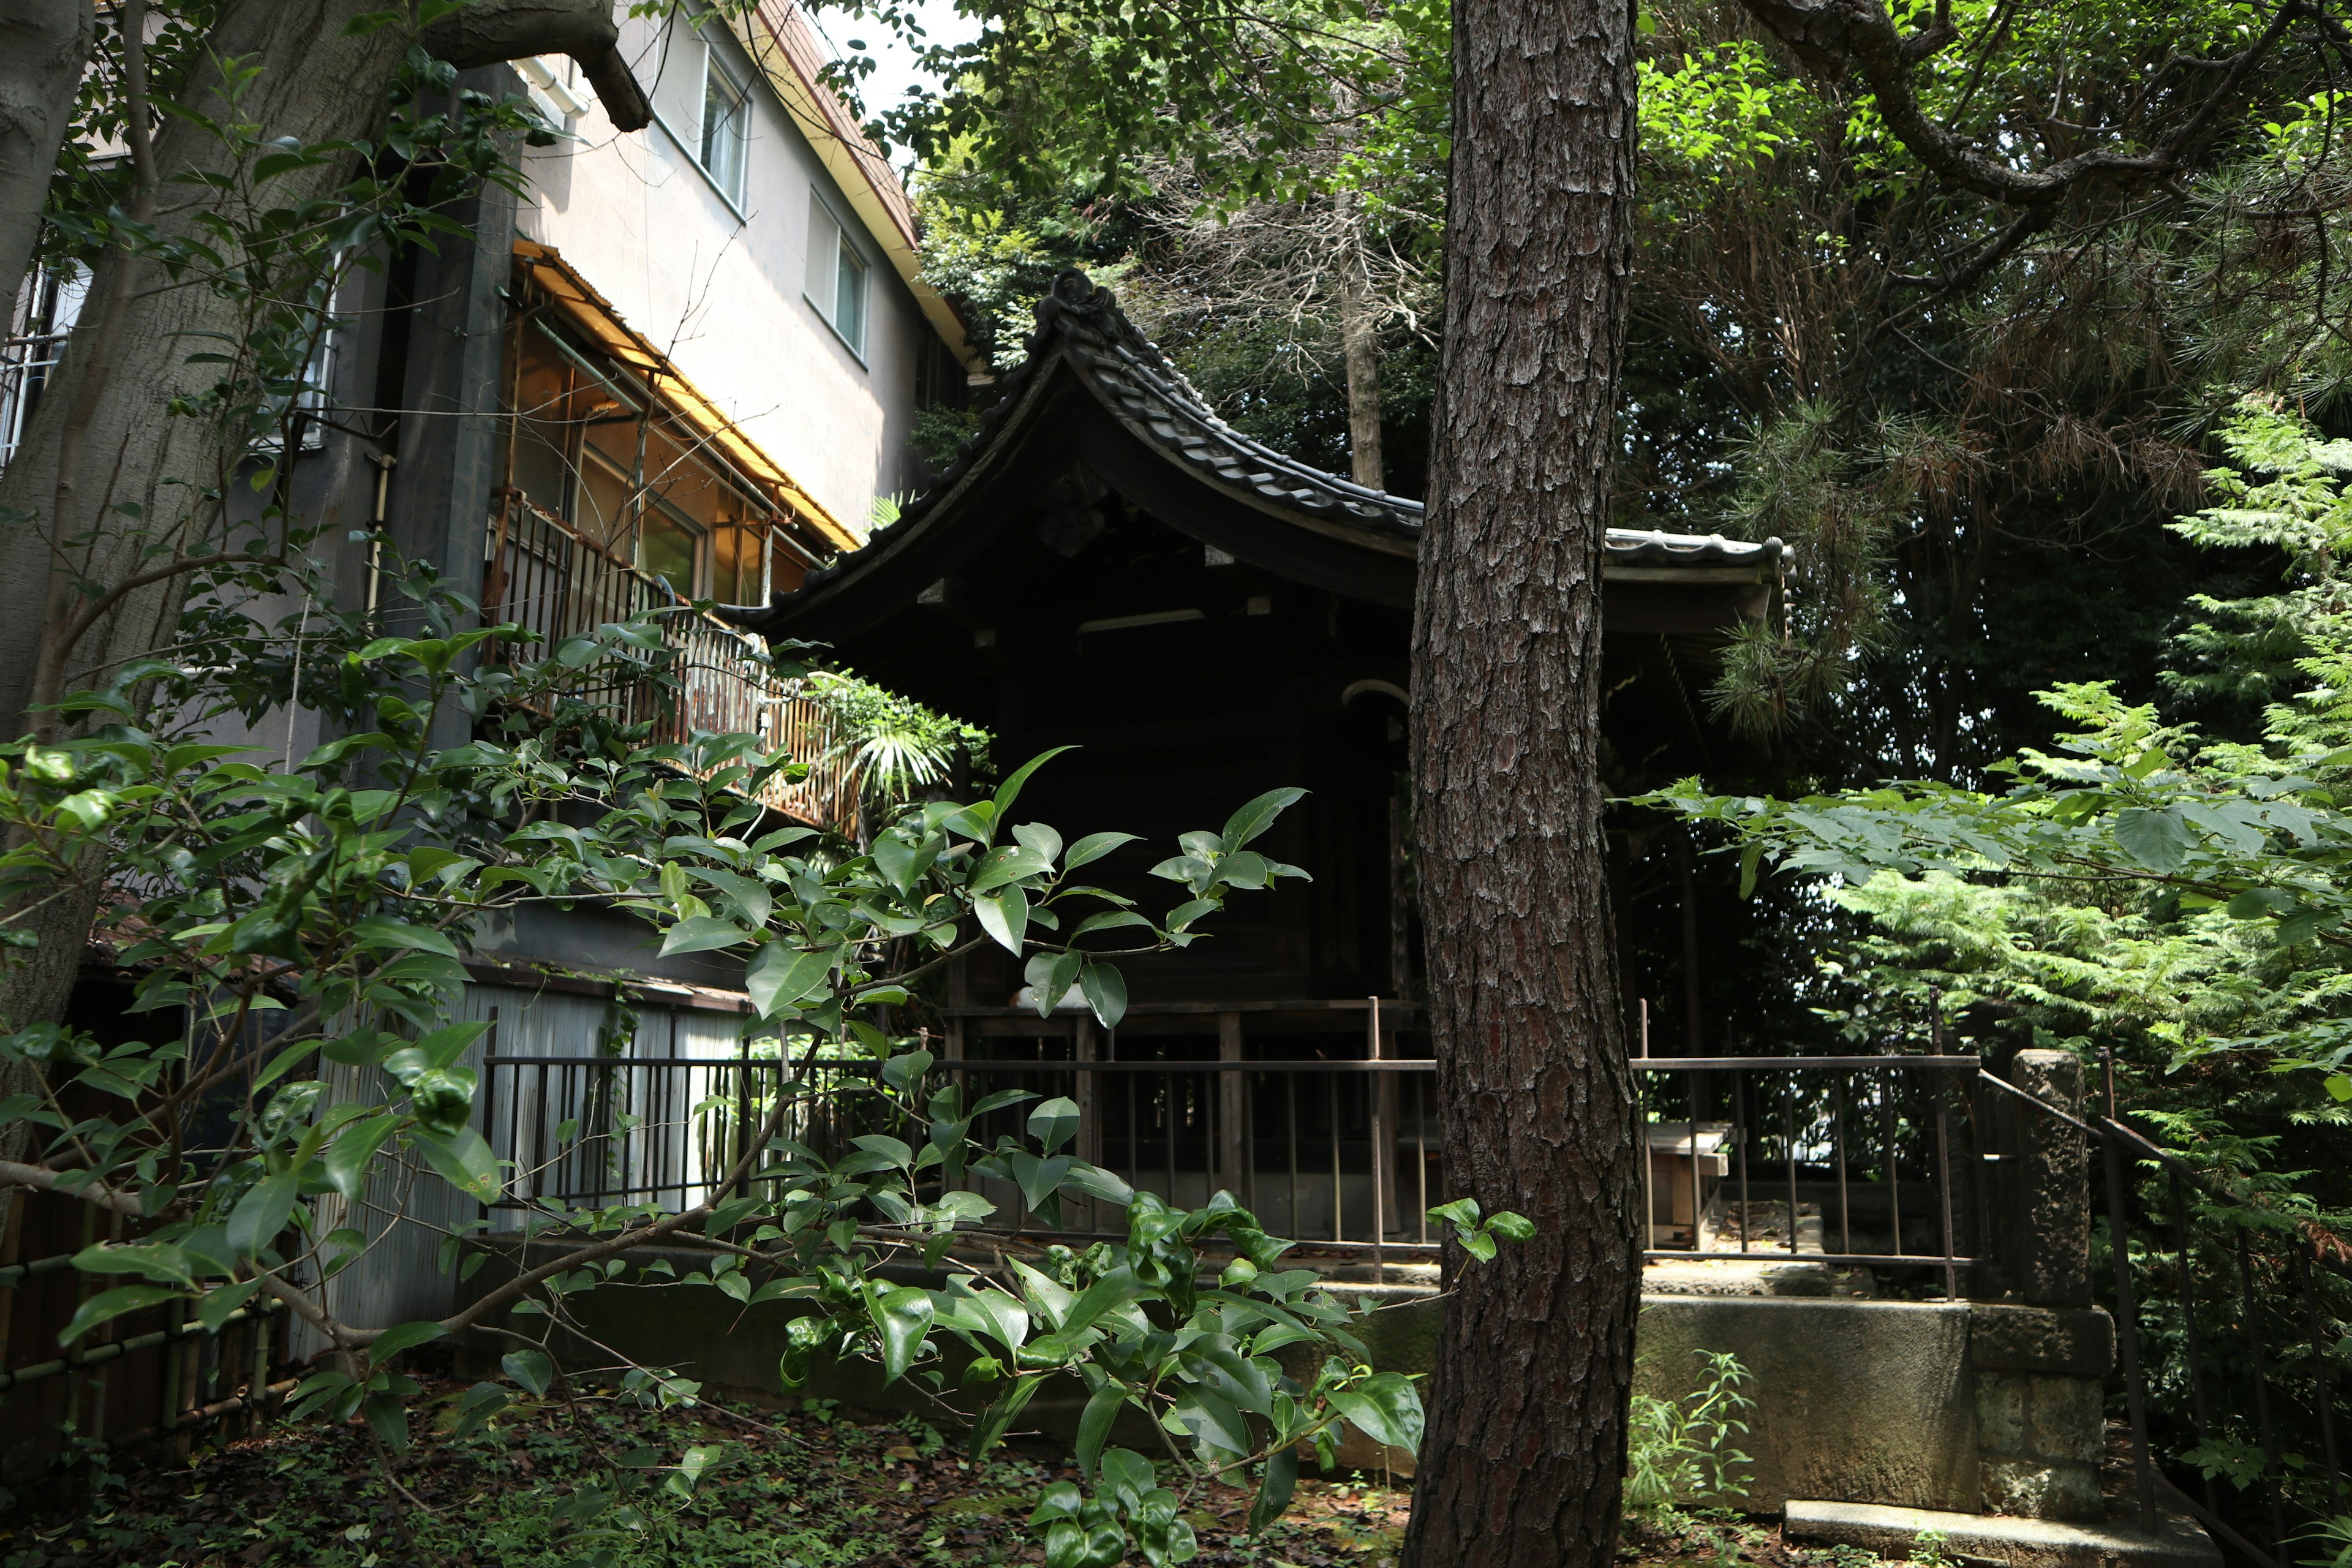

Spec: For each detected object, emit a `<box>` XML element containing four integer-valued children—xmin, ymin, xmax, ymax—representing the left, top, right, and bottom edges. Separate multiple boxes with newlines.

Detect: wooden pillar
<box><xmin>1369</xmin><ymin>998</ymin><xmax>1389</xmax><ymax>1282</ymax></box>
<box><xmin>1218</xmin><ymin>1012</ymin><xmax>1246</xmax><ymax>1205</ymax></box>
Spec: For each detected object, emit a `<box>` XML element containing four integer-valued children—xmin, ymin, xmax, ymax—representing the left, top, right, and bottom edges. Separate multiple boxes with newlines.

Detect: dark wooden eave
<box><xmin>721</xmin><ymin>270</ymin><xmax>1782</xmax><ymax>646</ymax></box>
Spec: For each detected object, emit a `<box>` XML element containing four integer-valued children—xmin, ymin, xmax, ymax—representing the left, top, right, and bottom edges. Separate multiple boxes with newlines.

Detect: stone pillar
<box><xmin>1971</xmin><ymin>1304</ymin><xmax>2112</xmax><ymax>1520</ymax></box>
<box><xmin>2009</xmin><ymin>1050</ymin><xmax>2091</xmax><ymax>1308</ymax></box>
<box><xmin>1971</xmin><ymin>1050</ymin><xmax>2107</xmax><ymax>1520</ymax></box>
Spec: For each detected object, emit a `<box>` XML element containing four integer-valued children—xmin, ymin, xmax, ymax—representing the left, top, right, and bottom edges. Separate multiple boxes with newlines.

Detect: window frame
<box><xmin>697</xmin><ymin>47</ymin><xmax>750</xmax><ymax>208</ymax></box>
<box><xmin>802</xmin><ymin>189</ymin><xmax>871</xmax><ymax>364</ymax></box>
<box><xmin>647</xmin><ymin>9</ymin><xmax>752</xmax><ymax>221</ymax></box>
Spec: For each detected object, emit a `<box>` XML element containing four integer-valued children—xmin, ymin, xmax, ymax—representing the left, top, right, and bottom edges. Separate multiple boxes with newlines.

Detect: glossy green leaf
<box><xmin>1063</xmin><ymin>831</ymin><xmax>1140</xmax><ymax>870</ymax></box>
<box><xmin>974</xmin><ymin>886</ymin><xmax>1030</xmax><ymax>952</ymax></box>
<box><xmin>324</xmin><ymin>1114</ymin><xmax>398</xmax><ymax>1202</ymax></box>
<box><xmin>1029</xmin><ymin>1096</ymin><xmax>1081</xmax><ymax>1155</ymax></box>
<box><xmin>226</xmin><ymin>1171</ymin><xmax>300</xmax><ymax>1257</ymax></box>
<box><xmin>1247</xmin><ymin>1447</ymin><xmax>1298</xmax><ymax>1533</ymax></box>
<box><xmin>58</xmin><ymin>1284</ymin><xmax>179</xmax><ymax>1346</ymax></box>
<box><xmin>870</xmin><ymin>1284</ymin><xmax>934</xmax><ymax>1383</ymax></box>
<box><xmin>659</xmin><ymin>915</ymin><xmax>753</xmax><ymax>956</ymax></box>
<box><xmin>1221</xmin><ymin>786</ymin><xmax>1306</xmax><ymax>850</ymax></box>
<box><xmin>970</xmin><ymin>1371</ymin><xmax>1046</xmax><ymax>1458</ymax></box>
<box><xmin>992</xmin><ymin>747</ymin><xmax>1076</xmax><ymax>823</ymax></box>
<box><xmin>1079</xmin><ymin>962</ymin><xmax>1128</xmax><ymax>1028</ymax></box>
<box><xmin>1076</xmin><ymin>1384</ymin><xmax>1125</xmax><ymax>1479</ymax></box>
<box><xmin>369</xmin><ymin>1321</ymin><xmax>445</xmax><ymax>1362</ymax></box>
<box><xmin>747</xmin><ymin>941</ymin><xmax>835</xmax><ymax>1017</ymax></box>
<box><xmin>1328</xmin><ymin>1371</ymin><xmax>1423</xmax><ymax>1454</ymax></box>
<box><xmin>412</xmin><ymin>1125</ymin><xmax>500</xmax><ymax>1200</ymax></box>
<box><xmin>502</xmin><ymin>1347</ymin><xmax>554</xmax><ymax>1396</ymax></box>
<box><xmin>195</xmin><ymin>1278</ymin><xmax>260</xmax><ymax>1333</ymax></box>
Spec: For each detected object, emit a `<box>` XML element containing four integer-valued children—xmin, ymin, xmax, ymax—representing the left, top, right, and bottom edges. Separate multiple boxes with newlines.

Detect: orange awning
<box><xmin>512</xmin><ymin>237</ymin><xmax>861</xmax><ymax>551</ymax></box>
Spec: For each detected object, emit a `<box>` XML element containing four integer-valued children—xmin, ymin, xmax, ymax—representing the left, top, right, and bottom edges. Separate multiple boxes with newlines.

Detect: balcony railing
<box><xmin>484</xmin><ymin>490</ymin><xmax>858</xmax><ymax>831</ymax></box>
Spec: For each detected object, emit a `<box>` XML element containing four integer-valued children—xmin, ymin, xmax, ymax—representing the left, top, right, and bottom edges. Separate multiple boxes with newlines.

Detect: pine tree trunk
<box><xmin>1396</xmin><ymin>0</ymin><xmax>1642</xmax><ymax>1557</ymax></box>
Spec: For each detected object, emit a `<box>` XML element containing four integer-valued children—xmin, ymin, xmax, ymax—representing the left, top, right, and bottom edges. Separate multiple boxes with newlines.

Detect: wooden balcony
<box><xmin>484</xmin><ymin>490</ymin><xmax>859</xmax><ymax>831</ymax></box>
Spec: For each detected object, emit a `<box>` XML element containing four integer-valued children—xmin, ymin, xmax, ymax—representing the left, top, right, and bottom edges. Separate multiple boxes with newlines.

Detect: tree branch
<box><xmin>1737</xmin><ymin>0</ymin><xmax>2301</xmax><ymax>206</ymax></box>
<box><xmin>418</xmin><ymin>0</ymin><xmax>652</xmax><ymax>132</ymax></box>
<box><xmin>0</xmin><ymin>1158</ymin><xmax>150</xmax><ymax>1215</ymax></box>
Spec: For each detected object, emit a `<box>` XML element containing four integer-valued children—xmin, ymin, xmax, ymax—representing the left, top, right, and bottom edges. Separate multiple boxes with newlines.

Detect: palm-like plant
<box><xmin>809</xmin><ymin>671</ymin><xmax>992</xmax><ymax>839</ymax></box>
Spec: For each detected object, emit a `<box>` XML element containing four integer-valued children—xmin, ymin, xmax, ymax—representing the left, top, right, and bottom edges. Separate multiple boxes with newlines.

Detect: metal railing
<box><xmin>477</xmin><ymin>1051</ymin><xmax>892</xmax><ymax>1216</ymax></box>
<box><xmin>476</xmin><ymin>1048</ymin><xmax>1985</xmax><ymax>1287</ymax></box>
<box><xmin>483</xmin><ymin>489</ymin><xmax>859</xmax><ymax>831</ymax></box>
<box><xmin>1634</xmin><ymin>1055</ymin><xmax>1981</xmax><ymax>1291</ymax></box>
<box><xmin>1992</xmin><ymin>1071</ymin><xmax>2351</xmax><ymax>1568</ymax></box>
<box><xmin>477</xmin><ymin>1048</ymin><xmax>1444</xmax><ymax>1267</ymax></box>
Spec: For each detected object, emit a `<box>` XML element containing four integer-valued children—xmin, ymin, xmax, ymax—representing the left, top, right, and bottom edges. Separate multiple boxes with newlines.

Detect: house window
<box><xmin>805</xmin><ymin>192</ymin><xmax>868</xmax><ymax>360</ymax></box>
<box><xmin>639</xmin><ymin>498</ymin><xmax>704</xmax><ymax>598</ymax></box>
<box><xmin>699</xmin><ymin>53</ymin><xmax>749</xmax><ymax>206</ymax></box>
<box><xmin>1</xmin><ymin>265</ymin><xmax>88</xmax><ymax>471</ymax></box>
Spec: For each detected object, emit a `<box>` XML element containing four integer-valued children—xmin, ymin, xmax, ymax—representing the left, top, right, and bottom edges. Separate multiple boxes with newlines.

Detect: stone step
<box><xmin>1785</xmin><ymin>1499</ymin><xmax>2221</xmax><ymax>1568</ymax></box>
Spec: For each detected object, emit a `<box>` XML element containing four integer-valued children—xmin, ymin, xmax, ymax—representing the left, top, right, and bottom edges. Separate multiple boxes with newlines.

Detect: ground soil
<box><xmin>0</xmin><ymin>1373</ymin><xmax>1905</xmax><ymax>1568</ymax></box>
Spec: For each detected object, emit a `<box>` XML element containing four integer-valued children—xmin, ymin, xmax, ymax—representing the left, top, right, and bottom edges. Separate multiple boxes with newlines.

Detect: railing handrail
<box><xmin>483</xmin><ymin>489</ymin><xmax>861</xmax><ymax>831</ymax></box>
<box><xmin>483</xmin><ymin>1053</ymin><xmax>1980</xmax><ymax>1073</ymax></box>
<box><xmin>1638</xmin><ymin>1054</ymin><xmax>1978</xmax><ymax>1070</ymax></box>
<box><xmin>481</xmin><ymin>1054</ymin><xmax>1439</xmax><ymax>1074</ymax></box>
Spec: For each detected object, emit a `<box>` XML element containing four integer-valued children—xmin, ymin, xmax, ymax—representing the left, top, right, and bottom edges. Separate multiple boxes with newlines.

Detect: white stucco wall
<box><xmin>511</xmin><ymin>10</ymin><xmax>935</xmax><ymax>537</ymax></box>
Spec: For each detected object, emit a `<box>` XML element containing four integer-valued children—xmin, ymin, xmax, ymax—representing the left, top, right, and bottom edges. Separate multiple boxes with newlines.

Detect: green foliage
<box><xmin>1622</xmin><ymin>1351</ymin><xmax>1754</xmax><ymax>1518</ymax></box>
<box><xmin>1</xmin><ymin>548</ymin><xmax>1499</xmax><ymax>1558</ymax></box>
<box><xmin>809</xmin><ymin>668</ymin><xmax>992</xmax><ymax>821</ymax></box>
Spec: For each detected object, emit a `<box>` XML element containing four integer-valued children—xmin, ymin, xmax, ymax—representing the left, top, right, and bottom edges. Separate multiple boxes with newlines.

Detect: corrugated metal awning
<box><xmin>512</xmin><ymin>237</ymin><xmax>860</xmax><ymax>551</ymax></box>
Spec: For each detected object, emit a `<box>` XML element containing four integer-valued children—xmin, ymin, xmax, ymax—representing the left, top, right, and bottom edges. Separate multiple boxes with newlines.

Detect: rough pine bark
<box><xmin>1396</xmin><ymin>0</ymin><xmax>1642</xmax><ymax>1559</ymax></box>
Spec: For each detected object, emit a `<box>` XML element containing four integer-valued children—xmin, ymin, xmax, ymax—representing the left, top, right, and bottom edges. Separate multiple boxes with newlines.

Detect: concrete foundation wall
<box><xmin>1635</xmin><ymin>1297</ymin><xmax>1980</xmax><ymax>1513</ymax></box>
<box><xmin>455</xmin><ymin>1243</ymin><xmax>2109</xmax><ymax>1518</ymax></box>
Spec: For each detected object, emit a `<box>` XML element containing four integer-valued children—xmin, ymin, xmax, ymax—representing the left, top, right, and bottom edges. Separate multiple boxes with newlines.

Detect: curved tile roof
<box><xmin>724</xmin><ymin>271</ymin><xmax>1780</xmax><ymax>634</ymax></box>
<box><xmin>910</xmin><ymin>271</ymin><xmax>1781</xmax><ymax>570</ymax></box>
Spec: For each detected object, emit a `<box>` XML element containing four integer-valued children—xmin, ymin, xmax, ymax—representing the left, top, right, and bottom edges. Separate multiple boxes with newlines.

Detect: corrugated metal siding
<box><xmin>298</xmin><ymin>983</ymin><xmax>745</xmax><ymax>1354</ymax></box>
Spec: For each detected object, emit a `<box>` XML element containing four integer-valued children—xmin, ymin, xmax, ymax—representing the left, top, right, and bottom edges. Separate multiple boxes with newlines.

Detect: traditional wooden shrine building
<box><xmin>725</xmin><ymin>273</ymin><xmax>1780</xmax><ymax>1243</ymax></box>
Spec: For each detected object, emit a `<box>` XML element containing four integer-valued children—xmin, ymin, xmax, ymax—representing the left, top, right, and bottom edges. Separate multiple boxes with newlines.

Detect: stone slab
<box><xmin>1970</xmin><ymin>1306</ymin><xmax>2113</xmax><ymax>1377</ymax></box>
<box><xmin>1639</xmin><ymin>1296</ymin><xmax>1979</xmax><ymax>1513</ymax></box>
<box><xmin>1786</xmin><ymin>1499</ymin><xmax>2222</xmax><ymax>1568</ymax></box>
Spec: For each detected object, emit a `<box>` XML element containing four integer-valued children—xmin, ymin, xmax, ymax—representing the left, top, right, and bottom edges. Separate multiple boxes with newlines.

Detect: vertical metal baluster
<box><xmin>1330</xmin><ymin>1076</ymin><xmax>1344</xmax><ymax>1245</ymax></box>
<box><xmin>1414</xmin><ymin>1074</ymin><xmax>1428</xmax><ymax>1245</ymax></box>
<box><xmin>1686</xmin><ymin>1069</ymin><xmax>1700</xmax><ymax>1253</ymax></box>
<box><xmin>734</xmin><ymin>1055</ymin><xmax>752</xmax><ymax>1201</ymax></box>
<box><xmin>1834</xmin><ymin>1074</ymin><xmax>1850</xmax><ymax>1257</ymax></box>
<box><xmin>1164</xmin><ymin>1068</ymin><xmax>1176</xmax><ymax>1212</ymax></box>
<box><xmin>2103</xmin><ymin>1131</ymin><xmax>2157</xmax><ymax>1524</ymax></box>
<box><xmin>1203</xmin><ymin>1065</ymin><xmax>1217</xmax><ymax>1214</ymax></box>
<box><xmin>480</xmin><ymin>1010</ymin><xmax>500</xmax><ymax>1221</ymax></box>
<box><xmin>1246</xmin><ymin>1068</ymin><xmax>1259</xmax><ymax>1216</ymax></box>
<box><xmin>1287</xmin><ymin>1074</ymin><xmax>1300</xmax><ymax>1237</ymax></box>
<box><xmin>1637</xmin><ymin>1007</ymin><xmax>1654</xmax><ymax>1256</ymax></box>
<box><xmin>1882</xmin><ymin>1066</ymin><xmax>1901</xmax><ymax>1257</ymax></box>
<box><xmin>1784</xmin><ymin>1071</ymin><xmax>1800</xmax><ymax>1258</ymax></box>
<box><xmin>1734</xmin><ymin>1070</ymin><xmax>1751</xmax><ymax>1254</ymax></box>
<box><xmin>2237</xmin><ymin>1228</ymin><xmax>2289</xmax><ymax>1553</ymax></box>
<box><xmin>1935</xmin><ymin>1070</ymin><xmax>1958</xmax><ymax>1299</ymax></box>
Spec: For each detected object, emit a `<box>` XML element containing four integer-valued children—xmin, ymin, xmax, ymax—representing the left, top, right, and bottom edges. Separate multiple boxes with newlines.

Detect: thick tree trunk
<box><xmin>0</xmin><ymin>0</ymin><xmax>91</xmax><ymax>312</ymax></box>
<box><xmin>1339</xmin><ymin>235</ymin><xmax>1385</xmax><ymax>491</ymax></box>
<box><xmin>1396</xmin><ymin>0</ymin><xmax>1642</xmax><ymax>1560</ymax></box>
<box><xmin>0</xmin><ymin>1</ymin><xmax>644</xmax><ymax>1265</ymax></box>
